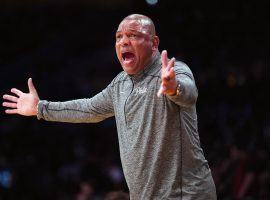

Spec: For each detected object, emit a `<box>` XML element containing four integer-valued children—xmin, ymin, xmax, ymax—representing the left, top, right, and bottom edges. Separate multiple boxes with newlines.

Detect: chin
<box><xmin>122</xmin><ymin>65</ymin><xmax>136</xmax><ymax>74</ymax></box>
<box><xmin>124</xmin><ymin>69</ymin><xmax>136</xmax><ymax>75</ymax></box>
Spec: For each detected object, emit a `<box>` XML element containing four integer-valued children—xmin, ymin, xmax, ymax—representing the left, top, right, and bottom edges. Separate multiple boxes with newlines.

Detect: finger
<box><xmin>161</xmin><ymin>50</ymin><xmax>168</xmax><ymax>68</ymax></box>
<box><xmin>2</xmin><ymin>102</ymin><xmax>17</xmax><ymax>108</ymax></box>
<box><xmin>168</xmin><ymin>67</ymin><xmax>176</xmax><ymax>79</ymax></box>
<box><xmin>162</xmin><ymin>68</ymin><xmax>174</xmax><ymax>82</ymax></box>
<box><xmin>5</xmin><ymin>109</ymin><xmax>18</xmax><ymax>114</ymax></box>
<box><xmin>157</xmin><ymin>87</ymin><xmax>163</xmax><ymax>97</ymax></box>
<box><xmin>11</xmin><ymin>88</ymin><xmax>23</xmax><ymax>97</ymax></box>
<box><xmin>162</xmin><ymin>74</ymin><xmax>171</xmax><ymax>82</ymax></box>
<box><xmin>3</xmin><ymin>94</ymin><xmax>18</xmax><ymax>102</ymax></box>
<box><xmin>157</xmin><ymin>85</ymin><xmax>166</xmax><ymax>97</ymax></box>
<box><xmin>162</xmin><ymin>67</ymin><xmax>176</xmax><ymax>82</ymax></box>
<box><xmin>28</xmin><ymin>78</ymin><xmax>37</xmax><ymax>94</ymax></box>
<box><xmin>167</xmin><ymin>57</ymin><xmax>175</xmax><ymax>71</ymax></box>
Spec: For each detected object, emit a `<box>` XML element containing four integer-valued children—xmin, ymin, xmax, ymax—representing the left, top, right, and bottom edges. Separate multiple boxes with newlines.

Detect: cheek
<box><xmin>134</xmin><ymin>43</ymin><xmax>148</xmax><ymax>57</ymax></box>
<box><xmin>115</xmin><ymin>44</ymin><xmax>121</xmax><ymax>58</ymax></box>
<box><xmin>137</xmin><ymin>44</ymin><xmax>152</xmax><ymax>59</ymax></box>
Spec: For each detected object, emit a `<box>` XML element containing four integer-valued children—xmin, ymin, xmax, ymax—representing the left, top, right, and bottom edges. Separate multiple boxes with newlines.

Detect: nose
<box><xmin>119</xmin><ymin>35</ymin><xmax>130</xmax><ymax>46</ymax></box>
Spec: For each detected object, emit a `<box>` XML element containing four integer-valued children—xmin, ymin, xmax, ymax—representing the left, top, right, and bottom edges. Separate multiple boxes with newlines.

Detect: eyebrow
<box><xmin>116</xmin><ymin>29</ymin><xmax>144</xmax><ymax>35</ymax></box>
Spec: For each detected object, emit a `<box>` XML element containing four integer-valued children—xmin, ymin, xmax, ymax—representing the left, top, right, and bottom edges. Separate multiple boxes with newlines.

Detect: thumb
<box><xmin>28</xmin><ymin>78</ymin><xmax>38</xmax><ymax>95</ymax></box>
<box><xmin>157</xmin><ymin>85</ymin><xmax>166</xmax><ymax>97</ymax></box>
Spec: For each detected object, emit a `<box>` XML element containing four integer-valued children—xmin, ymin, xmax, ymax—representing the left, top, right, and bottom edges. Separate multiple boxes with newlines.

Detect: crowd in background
<box><xmin>0</xmin><ymin>1</ymin><xmax>269</xmax><ymax>199</ymax></box>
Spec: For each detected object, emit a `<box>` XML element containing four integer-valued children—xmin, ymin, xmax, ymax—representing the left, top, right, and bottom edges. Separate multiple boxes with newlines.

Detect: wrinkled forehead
<box><xmin>117</xmin><ymin>19</ymin><xmax>152</xmax><ymax>35</ymax></box>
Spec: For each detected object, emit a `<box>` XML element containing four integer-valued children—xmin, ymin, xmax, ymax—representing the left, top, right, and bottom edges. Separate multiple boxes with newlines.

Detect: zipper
<box><xmin>124</xmin><ymin>77</ymin><xmax>134</xmax><ymax>128</ymax></box>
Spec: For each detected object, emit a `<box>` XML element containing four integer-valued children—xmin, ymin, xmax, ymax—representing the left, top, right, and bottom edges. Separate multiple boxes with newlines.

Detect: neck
<box><xmin>129</xmin><ymin>50</ymin><xmax>160</xmax><ymax>78</ymax></box>
<box><xmin>144</xmin><ymin>50</ymin><xmax>159</xmax><ymax>69</ymax></box>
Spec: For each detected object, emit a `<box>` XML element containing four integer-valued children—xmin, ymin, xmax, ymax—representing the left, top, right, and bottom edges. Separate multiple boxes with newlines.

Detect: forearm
<box><xmin>167</xmin><ymin>74</ymin><xmax>198</xmax><ymax>108</ymax></box>
<box><xmin>37</xmin><ymin>99</ymin><xmax>114</xmax><ymax>123</ymax></box>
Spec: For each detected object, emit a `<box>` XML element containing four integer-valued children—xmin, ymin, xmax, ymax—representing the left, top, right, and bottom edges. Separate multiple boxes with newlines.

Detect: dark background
<box><xmin>0</xmin><ymin>0</ymin><xmax>269</xmax><ymax>199</ymax></box>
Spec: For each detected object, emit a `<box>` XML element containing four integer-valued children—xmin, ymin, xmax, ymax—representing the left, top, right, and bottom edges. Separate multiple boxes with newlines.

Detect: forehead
<box><xmin>116</xmin><ymin>19</ymin><xmax>151</xmax><ymax>34</ymax></box>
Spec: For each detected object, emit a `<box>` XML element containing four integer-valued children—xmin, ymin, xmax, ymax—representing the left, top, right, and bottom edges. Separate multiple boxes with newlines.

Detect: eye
<box><xmin>129</xmin><ymin>34</ymin><xmax>137</xmax><ymax>39</ymax></box>
<box><xmin>116</xmin><ymin>34</ymin><xmax>122</xmax><ymax>42</ymax></box>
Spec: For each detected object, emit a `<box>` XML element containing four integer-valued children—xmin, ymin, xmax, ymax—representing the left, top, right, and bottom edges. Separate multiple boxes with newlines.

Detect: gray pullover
<box><xmin>37</xmin><ymin>53</ymin><xmax>216</xmax><ymax>200</ymax></box>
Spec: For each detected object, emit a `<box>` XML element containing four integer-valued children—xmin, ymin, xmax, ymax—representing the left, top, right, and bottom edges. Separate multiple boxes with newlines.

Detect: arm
<box><xmin>166</xmin><ymin>62</ymin><xmax>198</xmax><ymax>107</ymax></box>
<box><xmin>37</xmin><ymin>86</ymin><xmax>114</xmax><ymax>123</ymax></box>
<box><xmin>157</xmin><ymin>50</ymin><xmax>198</xmax><ymax>108</ymax></box>
<box><xmin>3</xmin><ymin>78</ymin><xmax>114</xmax><ymax>123</ymax></box>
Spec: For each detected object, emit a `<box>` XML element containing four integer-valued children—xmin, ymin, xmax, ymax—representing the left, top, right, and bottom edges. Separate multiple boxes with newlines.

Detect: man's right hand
<box><xmin>2</xmin><ymin>78</ymin><xmax>40</xmax><ymax>116</ymax></box>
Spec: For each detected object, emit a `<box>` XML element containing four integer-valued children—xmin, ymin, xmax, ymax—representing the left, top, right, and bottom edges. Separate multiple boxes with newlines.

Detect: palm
<box><xmin>17</xmin><ymin>93</ymin><xmax>37</xmax><ymax>115</ymax></box>
<box><xmin>157</xmin><ymin>50</ymin><xmax>177</xmax><ymax>96</ymax></box>
<box><xmin>2</xmin><ymin>78</ymin><xmax>40</xmax><ymax>116</ymax></box>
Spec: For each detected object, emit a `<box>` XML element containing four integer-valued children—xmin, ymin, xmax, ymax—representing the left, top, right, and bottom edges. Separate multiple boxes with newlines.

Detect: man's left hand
<box><xmin>157</xmin><ymin>50</ymin><xmax>177</xmax><ymax>97</ymax></box>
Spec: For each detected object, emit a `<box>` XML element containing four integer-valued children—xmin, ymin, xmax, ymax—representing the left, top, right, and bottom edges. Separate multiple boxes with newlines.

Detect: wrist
<box><xmin>33</xmin><ymin>99</ymin><xmax>40</xmax><ymax>116</ymax></box>
<box><xmin>169</xmin><ymin>82</ymin><xmax>181</xmax><ymax>96</ymax></box>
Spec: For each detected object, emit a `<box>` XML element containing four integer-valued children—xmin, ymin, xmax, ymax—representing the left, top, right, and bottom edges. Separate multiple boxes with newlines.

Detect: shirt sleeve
<box><xmin>166</xmin><ymin>61</ymin><xmax>198</xmax><ymax>108</ymax></box>
<box><xmin>37</xmin><ymin>83</ymin><xmax>114</xmax><ymax>123</ymax></box>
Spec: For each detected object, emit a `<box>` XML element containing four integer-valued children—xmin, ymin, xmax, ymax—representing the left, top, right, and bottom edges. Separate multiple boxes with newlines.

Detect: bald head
<box><xmin>118</xmin><ymin>14</ymin><xmax>156</xmax><ymax>36</ymax></box>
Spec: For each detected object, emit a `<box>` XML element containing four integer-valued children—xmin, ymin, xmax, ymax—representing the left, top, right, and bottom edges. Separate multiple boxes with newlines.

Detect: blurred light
<box><xmin>0</xmin><ymin>170</ymin><xmax>12</xmax><ymax>189</ymax></box>
<box><xmin>227</xmin><ymin>74</ymin><xmax>237</xmax><ymax>88</ymax></box>
<box><xmin>146</xmin><ymin>0</ymin><xmax>158</xmax><ymax>6</ymax></box>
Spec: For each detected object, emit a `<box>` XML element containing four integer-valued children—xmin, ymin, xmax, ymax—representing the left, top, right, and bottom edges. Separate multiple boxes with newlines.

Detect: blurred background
<box><xmin>0</xmin><ymin>0</ymin><xmax>269</xmax><ymax>199</ymax></box>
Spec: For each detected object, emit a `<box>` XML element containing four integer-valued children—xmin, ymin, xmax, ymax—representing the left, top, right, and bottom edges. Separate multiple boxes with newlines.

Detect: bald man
<box><xmin>3</xmin><ymin>14</ymin><xmax>217</xmax><ymax>199</ymax></box>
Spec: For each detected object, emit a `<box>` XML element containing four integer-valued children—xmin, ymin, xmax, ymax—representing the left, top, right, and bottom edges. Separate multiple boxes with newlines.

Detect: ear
<box><xmin>152</xmin><ymin>36</ymin><xmax>159</xmax><ymax>51</ymax></box>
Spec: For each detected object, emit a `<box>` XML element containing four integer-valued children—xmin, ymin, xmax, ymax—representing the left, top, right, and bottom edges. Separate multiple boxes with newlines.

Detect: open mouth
<box><xmin>122</xmin><ymin>52</ymin><xmax>135</xmax><ymax>64</ymax></box>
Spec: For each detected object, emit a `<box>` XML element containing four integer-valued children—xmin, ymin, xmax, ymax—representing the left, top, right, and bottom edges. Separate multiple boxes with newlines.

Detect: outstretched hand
<box><xmin>157</xmin><ymin>50</ymin><xmax>177</xmax><ymax>97</ymax></box>
<box><xmin>2</xmin><ymin>78</ymin><xmax>40</xmax><ymax>116</ymax></box>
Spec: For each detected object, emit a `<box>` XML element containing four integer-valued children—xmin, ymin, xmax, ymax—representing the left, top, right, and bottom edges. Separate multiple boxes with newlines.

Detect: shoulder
<box><xmin>174</xmin><ymin>60</ymin><xmax>194</xmax><ymax>79</ymax></box>
<box><xmin>174</xmin><ymin>60</ymin><xmax>192</xmax><ymax>73</ymax></box>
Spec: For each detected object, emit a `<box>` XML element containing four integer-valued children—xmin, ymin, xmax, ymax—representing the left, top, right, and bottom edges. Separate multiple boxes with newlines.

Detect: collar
<box><xmin>128</xmin><ymin>51</ymin><xmax>161</xmax><ymax>82</ymax></box>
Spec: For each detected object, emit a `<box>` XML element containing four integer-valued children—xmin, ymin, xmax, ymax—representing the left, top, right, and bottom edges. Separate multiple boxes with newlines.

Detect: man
<box><xmin>3</xmin><ymin>14</ymin><xmax>216</xmax><ymax>199</ymax></box>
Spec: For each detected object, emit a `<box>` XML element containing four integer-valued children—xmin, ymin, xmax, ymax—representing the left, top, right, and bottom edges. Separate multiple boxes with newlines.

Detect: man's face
<box><xmin>115</xmin><ymin>19</ymin><xmax>155</xmax><ymax>74</ymax></box>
